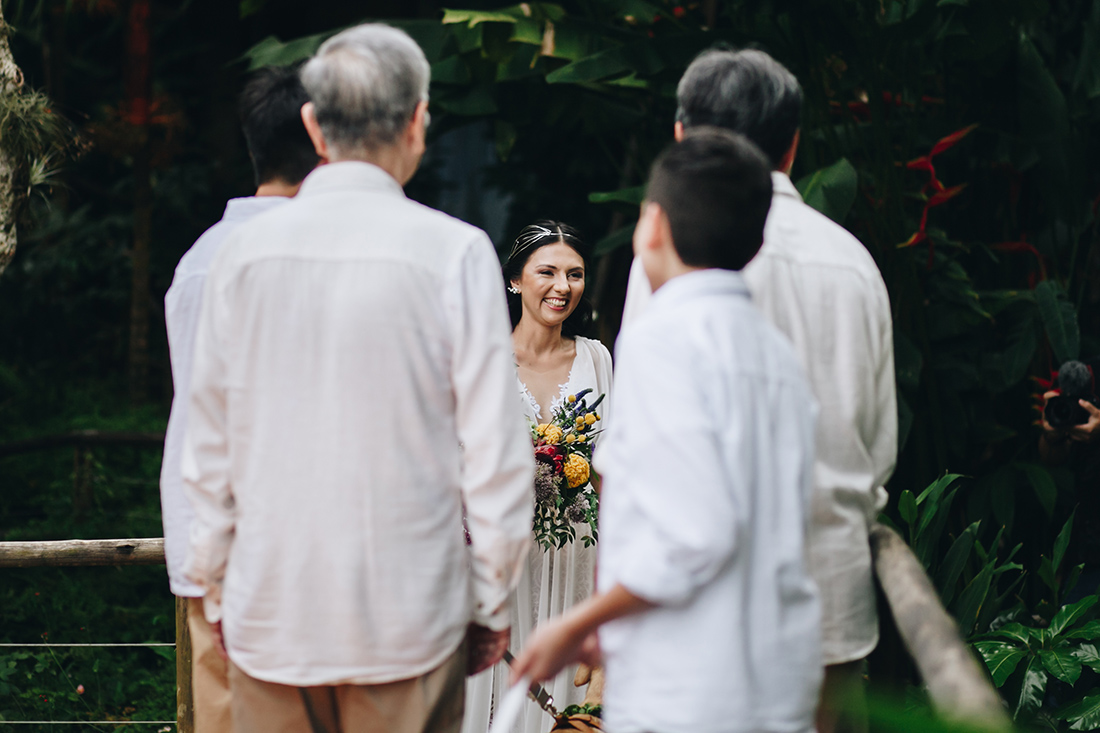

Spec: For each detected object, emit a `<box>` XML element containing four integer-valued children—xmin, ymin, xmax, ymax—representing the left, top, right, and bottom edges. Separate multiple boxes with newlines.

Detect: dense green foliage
<box><xmin>3</xmin><ymin>0</ymin><xmax>1100</xmax><ymax>729</ymax></box>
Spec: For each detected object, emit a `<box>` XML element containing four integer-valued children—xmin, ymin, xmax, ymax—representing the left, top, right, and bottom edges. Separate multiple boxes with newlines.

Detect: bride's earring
<box><xmin>508</xmin><ymin>286</ymin><xmax>520</xmax><ymax>295</ymax></box>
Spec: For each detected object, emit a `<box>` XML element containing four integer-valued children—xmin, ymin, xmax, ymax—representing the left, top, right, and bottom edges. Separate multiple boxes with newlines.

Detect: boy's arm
<box><xmin>510</xmin><ymin>584</ymin><xmax>654</xmax><ymax>684</ymax></box>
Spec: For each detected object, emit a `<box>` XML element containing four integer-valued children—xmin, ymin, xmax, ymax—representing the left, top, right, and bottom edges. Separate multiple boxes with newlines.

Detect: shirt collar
<box><xmin>221</xmin><ymin>195</ymin><xmax>289</xmax><ymax>222</ymax></box>
<box><xmin>650</xmin><ymin>268</ymin><xmax>750</xmax><ymax>310</ymax></box>
<box><xmin>771</xmin><ymin>171</ymin><xmax>802</xmax><ymax>202</ymax></box>
<box><xmin>297</xmin><ymin>161</ymin><xmax>406</xmax><ymax>199</ymax></box>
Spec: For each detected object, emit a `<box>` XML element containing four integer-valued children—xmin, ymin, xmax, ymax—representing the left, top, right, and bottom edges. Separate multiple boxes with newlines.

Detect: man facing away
<box><xmin>514</xmin><ymin>128</ymin><xmax>823</xmax><ymax>733</ymax></box>
<box><xmin>621</xmin><ymin>49</ymin><xmax>898</xmax><ymax>732</ymax></box>
<box><xmin>159</xmin><ymin>65</ymin><xmax>318</xmax><ymax>732</ymax></box>
<box><xmin>180</xmin><ymin>24</ymin><xmax>534</xmax><ymax>733</ymax></box>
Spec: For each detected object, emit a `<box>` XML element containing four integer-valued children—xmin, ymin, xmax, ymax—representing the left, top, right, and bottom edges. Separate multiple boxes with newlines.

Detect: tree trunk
<box><xmin>125</xmin><ymin>0</ymin><xmax>153</xmax><ymax>405</ymax></box>
<box><xmin>0</xmin><ymin>4</ymin><xmax>24</xmax><ymax>275</ymax></box>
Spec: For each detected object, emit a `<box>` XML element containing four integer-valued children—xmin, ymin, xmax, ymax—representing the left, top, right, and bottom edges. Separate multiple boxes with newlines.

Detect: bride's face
<box><xmin>511</xmin><ymin>242</ymin><xmax>586</xmax><ymax>330</ymax></box>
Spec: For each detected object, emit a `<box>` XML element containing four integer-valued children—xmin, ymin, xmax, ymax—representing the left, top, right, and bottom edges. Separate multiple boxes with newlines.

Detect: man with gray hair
<box><xmin>622</xmin><ymin>49</ymin><xmax>898</xmax><ymax>733</ymax></box>
<box><xmin>181</xmin><ymin>24</ymin><xmax>534</xmax><ymax>732</ymax></box>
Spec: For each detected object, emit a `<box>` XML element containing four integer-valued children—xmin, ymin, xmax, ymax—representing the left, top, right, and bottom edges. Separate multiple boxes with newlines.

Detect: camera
<box><xmin>1045</xmin><ymin>360</ymin><xmax>1099</xmax><ymax>429</ymax></box>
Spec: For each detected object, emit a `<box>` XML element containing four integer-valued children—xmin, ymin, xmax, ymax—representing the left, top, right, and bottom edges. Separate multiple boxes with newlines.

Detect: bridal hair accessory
<box><xmin>507</xmin><ymin>224</ymin><xmax>562</xmax><ymax>264</ymax></box>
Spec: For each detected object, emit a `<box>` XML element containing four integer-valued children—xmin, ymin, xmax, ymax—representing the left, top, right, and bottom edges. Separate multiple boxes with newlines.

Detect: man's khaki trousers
<box><xmin>187</xmin><ymin>597</ymin><xmax>233</xmax><ymax>732</ymax></box>
<box><xmin>227</xmin><ymin>643</ymin><xmax>466</xmax><ymax>733</ymax></box>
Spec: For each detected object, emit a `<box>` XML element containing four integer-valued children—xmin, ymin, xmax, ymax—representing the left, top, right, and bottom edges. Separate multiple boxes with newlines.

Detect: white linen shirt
<box><xmin>620</xmin><ymin>171</ymin><xmax>897</xmax><ymax>664</ymax></box>
<box><xmin>598</xmin><ymin>269</ymin><xmax>821</xmax><ymax>733</ymax></box>
<box><xmin>181</xmin><ymin>161</ymin><xmax>535</xmax><ymax>687</ymax></box>
<box><xmin>160</xmin><ymin>196</ymin><xmax>289</xmax><ymax>598</ymax></box>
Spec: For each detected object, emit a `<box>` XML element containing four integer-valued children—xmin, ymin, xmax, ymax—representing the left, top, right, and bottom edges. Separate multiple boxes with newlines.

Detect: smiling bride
<box><xmin>463</xmin><ymin>221</ymin><xmax>613</xmax><ymax>733</ymax></box>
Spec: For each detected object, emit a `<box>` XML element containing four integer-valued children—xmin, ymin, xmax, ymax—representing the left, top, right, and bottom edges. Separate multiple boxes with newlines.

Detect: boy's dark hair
<box><xmin>645</xmin><ymin>127</ymin><xmax>773</xmax><ymax>271</ymax></box>
<box><xmin>675</xmin><ymin>49</ymin><xmax>802</xmax><ymax>169</ymax></box>
<box><xmin>239</xmin><ymin>66</ymin><xmax>319</xmax><ymax>188</ymax></box>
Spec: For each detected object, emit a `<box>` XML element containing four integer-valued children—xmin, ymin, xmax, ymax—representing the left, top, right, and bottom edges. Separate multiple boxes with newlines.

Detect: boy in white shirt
<box><xmin>512</xmin><ymin>128</ymin><xmax>823</xmax><ymax>733</ymax></box>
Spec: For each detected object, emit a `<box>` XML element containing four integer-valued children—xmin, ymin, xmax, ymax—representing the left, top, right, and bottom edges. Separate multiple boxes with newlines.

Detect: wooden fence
<box><xmin>0</xmin><ymin>525</ymin><xmax>1011</xmax><ymax>731</ymax></box>
<box><xmin>0</xmin><ymin>538</ymin><xmax>192</xmax><ymax>732</ymax></box>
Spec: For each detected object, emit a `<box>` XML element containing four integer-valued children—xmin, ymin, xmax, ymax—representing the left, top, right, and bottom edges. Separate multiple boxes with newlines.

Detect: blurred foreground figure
<box><xmin>180</xmin><ymin>24</ymin><xmax>533</xmax><ymax>733</ymax></box>
<box><xmin>513</xmin><ymin>128</ymin><xmax>822</xmax><ymax>733</ymax></box>
<box><xmin>159</xmin><ymin>65</ymin><xmax>318</xmax><ymax>732</ymax></box>
<box><xmin>622</xmin><ymin>49</ymin><xmax>898</xmax><ymax>733</ymax></box>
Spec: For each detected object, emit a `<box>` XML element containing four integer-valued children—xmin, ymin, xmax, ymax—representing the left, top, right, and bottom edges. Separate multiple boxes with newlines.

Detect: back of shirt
<box><xmin>596</xmin><ymin>269</ymin><xmax>821</xmax><ymax>733</ymax></box>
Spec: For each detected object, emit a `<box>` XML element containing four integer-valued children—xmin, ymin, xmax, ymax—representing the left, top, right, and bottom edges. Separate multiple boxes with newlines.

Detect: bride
<box><xmin>464</xmin><ymin>221</ymin><xmax>613</xmax><ymax>733</ymax></box>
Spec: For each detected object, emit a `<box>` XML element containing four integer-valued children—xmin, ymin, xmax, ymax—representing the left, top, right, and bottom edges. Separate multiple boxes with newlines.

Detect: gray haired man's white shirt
<box><xmin>621</xmin><ymin>171</ymin><xmax>897</xmax><ymax>665</ymax></box>
<box><xmin>181</xmin><ymin>161</ymin><xmax>534</xmax><ymax>686</ymax></box>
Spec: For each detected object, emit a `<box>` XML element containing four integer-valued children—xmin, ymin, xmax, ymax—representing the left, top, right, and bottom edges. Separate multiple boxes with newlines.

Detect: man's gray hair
<box><xmin>675</xmin><ymin>48</ymin><xmax>802</xmax><ymax>169</ymax></box>
<box><xmin>301</xmin><ymin>24</ymin><xmax>430</xmax><ymax>156</ymax></box>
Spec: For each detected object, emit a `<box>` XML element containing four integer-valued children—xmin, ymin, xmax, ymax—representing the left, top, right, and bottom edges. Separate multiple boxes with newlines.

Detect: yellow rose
<box><xmin>536</xmin><ymin>423</ymin><xmax>550</xmax><ymax>435</ymax></box>
<box><xmin>565</xmin><ymin>433</ymin><xmax>577</xmax><ymax>444</ymax></box>
<box><xmin>543</xmin><ymin>425</ymin><xmax>564</xmax><ymax>444</ymax></box>
<box><xmin>563</xmin><ymin>454</ymin><xmax>590</xmax><ymax>488</ymax></box>
<box><xmin>585</xmin><ymin>413</ymin><xmax>597</xmax><ymax>425</ymax></box>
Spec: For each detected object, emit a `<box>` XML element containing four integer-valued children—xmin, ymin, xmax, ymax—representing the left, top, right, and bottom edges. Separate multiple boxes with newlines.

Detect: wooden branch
<box><xmin>870</xmin><ymin>523</ymin><xmax>1011</xmax><ymax>729</ymax></box>
<box><xmin>0</xmin><ymin>538</ymin><xmax>165</xmax><ymax>567</ymax></box>
<box><xmin>0</xmin><ymin>429</ymin><xmax>165</xmax><ymax>458</ymax></box>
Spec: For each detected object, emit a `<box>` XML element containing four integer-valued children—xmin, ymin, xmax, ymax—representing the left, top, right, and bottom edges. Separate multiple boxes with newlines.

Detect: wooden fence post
<box><xmin>176</xmin><ymin>595</ymin><xmax>194</xmax><ymax>733</ymax></box>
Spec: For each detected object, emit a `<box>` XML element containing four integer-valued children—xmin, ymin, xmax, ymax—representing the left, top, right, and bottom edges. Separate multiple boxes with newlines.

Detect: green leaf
<box><xmin>1073</xmin><ymin>643</ymin><xmax>1100</xmax><ymax>671</ymax></box>
<box><xmin>433</xmin><ymin>85</ymin><xmax>498</xmax><ymax>116</ymax></box>
<box><xmin>899</xmin><ymin>489</ymin><xmax>918</xmax><ymax>528</ymax></box>
<box><xmin>1053</xmin><ymin>511</ymin><xmax>1076</xmax><ymax>573</ymax></box>
<box><xmin>795</xmin><ymin>158</ymin><xmax>859</xmax><ymax>224</ymax></box>
<box><xmin>1039</xmin><ymin>556</ymin><xmax>1058</xmax><ymax>597</ymax></box>
<box><xmin>588</xmin><ymin>186</ymin><xmax>645</xmax><ymax>206</ymax></box>
<box><xmin>934</xmin><ymin>522</ymin><xmax>978</xmax><ymax>606</ymax></box>
<box><xmin>1040</xmin><ymin>647</ymin><xmax>1082</xmax><ymax>685</ymax></box>
<box><xmin>1016</xmin><ymin>462</ymin><xmax>1057</xmax><ymax>518</ymax></box>
<box><xmin>1036</xmin><ymin>280</ymin><xmax>1080</xmax><ymax>364</ymax></box>
<box><xmin>1047</xmin><ymin>598</ymin><xmax>1091</xmax><ymax>638</ymax></box>
<box><xmin>1065</xmin><ymin>620</ymin><xmax>1100</xmax><ymax>640</ymax></box>
<box><xmin>1057</xmin><ymin>692</ymin><xmax>1100</xmax><ymax>730</ymax></box>
<box><xmin>494</xmin><ymin>121</ymin><xmax>517</xmax><ymax>162</ymax></box>
<box><xmin>441</xmin><ymin>9</ymin><xmax>520</xmax><ymax>26</ymax></box>
<box><xmin>430</xmin><ymin>56</ymin><xmax>471</xmax><ymax>84</ymax></box>
<box><xmin>955</xmin><ymin>561</ymin><xmax>994</xmax><ymax>636</ymax></box>
<box><xmin>1012</xmin><ymin>656</ymin><xmax>1048</xmax><ymax>720</ymax></box>
<box><xmin>916</xmin><ymin>472</ymin><xmax>962</xmax><ymax>506</ymax></box>
<box><xmin>974</xmin><ymin>641</ymin><xmax>1027</xmax><ymax>686</ymax></box>
<box><xmin>242</xmin><ymin>31</ymin><xmax>334</xmax><ymax>70</ymax></box>
<box><xmin>1073</xmin><ymin>10</ymin><xmax>1100</xmax><ymax>100</ymax></box>
<box><xmin>991</xmin><ymin>622</ymin><xmax>1032</xmax><ymax>645</ymax></box>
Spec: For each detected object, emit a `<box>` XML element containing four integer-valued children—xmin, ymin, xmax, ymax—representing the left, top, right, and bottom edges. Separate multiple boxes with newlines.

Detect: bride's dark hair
<box><xmin>503</xmin><ymin>220</ymin><xmax>594</xmax><ymax>337</ymax></box>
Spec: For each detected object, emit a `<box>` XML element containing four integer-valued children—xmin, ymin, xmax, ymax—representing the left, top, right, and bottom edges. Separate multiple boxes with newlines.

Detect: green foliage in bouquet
<box><xmin>531</xmin><ymin>389</ymin><xmax>604</xmax><ymax>550</ymax></box>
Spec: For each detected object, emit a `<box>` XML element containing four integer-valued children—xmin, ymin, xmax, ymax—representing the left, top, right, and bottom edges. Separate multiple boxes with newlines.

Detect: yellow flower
<box><xmin>563</xmin><ymin>454</ymin><xmax>590</xmax><ymax>488</ymax></box>
<box><xmin>575</xmin><ymin>418</ymin><xmax>586</xmax><ymax>429</ymax></box>
<box><xmin>565</xmin><ymin>433</ymin><xmax>577</xmax><ymax>444</ymax></box>
<box><xmin>567</xmin><ymin>395</ymin><xmax>577</xmax><ymax>403</ymax></box>
<box><xmin>595</xmin><ymin>413</ymin><xmax>601</xmax><ymax>421</ymax></box>
<box><xmin>577</xmin><ymin>435</ymin><xmax>586</xmax><ymax>443</ymax></box>
<box><xmin>543</xmin><ymin>425</ymin><xmax>563</xmax><ymax>444</ymax></box>
<box><xmin>536</xmin><ymin>423</ymin><xmax>550</xmax><ymax>435</ymax></box>
<box><xmin>585</xmin><ymin>413</ymin><xmax>597</xmax><ymax>425</ymax></box>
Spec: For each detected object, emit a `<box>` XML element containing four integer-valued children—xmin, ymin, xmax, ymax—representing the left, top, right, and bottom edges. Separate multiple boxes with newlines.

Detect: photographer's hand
<box><xmin>1070</xmin><ymin>399</ymin><xmax>1100</xmax><ymax>443</ymax></box>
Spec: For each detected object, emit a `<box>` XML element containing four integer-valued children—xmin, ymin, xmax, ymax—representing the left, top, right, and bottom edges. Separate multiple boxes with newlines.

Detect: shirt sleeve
<box><xmin>596</xmin><ymin>330</ymin><xmax>739</xmax><ymax>606</ymax></box>
<box><xmin>180</xmin><ymin>247</ymin><xmax>236</xmax><ymax>623</ymax></box>
<box><xmin>443</xmin><ymin>234</ymin><xmax>535</xmax><ymax>630</ymax></box>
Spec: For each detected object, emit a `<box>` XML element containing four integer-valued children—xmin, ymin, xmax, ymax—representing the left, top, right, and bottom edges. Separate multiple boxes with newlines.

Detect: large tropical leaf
<box><xmin>1040</xmin><ymin>647</ymin><xmax>1083</xmax><ymax>685</ymax></box>
<box><xmin>974</xmin><ymin>641</ymin><xmax>1027</xmax><ymax>687</ymax></box>
<box><xmin>934</xmin><ymin>521</ymin><xmax>978</xmax><ymax>605</ymax></box>
<box><xmin>1035</xmin><ymin>280</ymin><xmax>1080</xmax><ymax>364</ymax></box>
<box><xmin>1012</xmin><ymin>656</ymin><xmax>1048</xmax><ymax>720</ymax></box>
<box><xmin>1057</xmin><ymin>692</ymin><xmax>1100</xmax><ymax>730</ymax></box>
<box><xmin>1016</xmin><ymin>462</ymin><xmax>1057</xmax><ymax>518</ymax></box>
<box><xmin>795</xmin><ymin>158</ymin><xmax>858</xmax><ymax>224</ymax></box>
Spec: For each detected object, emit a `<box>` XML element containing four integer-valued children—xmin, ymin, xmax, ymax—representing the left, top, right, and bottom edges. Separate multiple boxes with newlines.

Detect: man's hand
<box><xmin>510</xmin><ymin>616</ymin><xmax>600</xmax><ymax>685</ymax></box>
<box><xmin>466</xmin><ymin>623</ymin><xmax>510</xmax><ymax>676</ymax></box>
<box><xmin>1070</xmin><ymin>400</ymin><xmax>1100</xmax><ymax>443</ymax></box>
<box><xmin>210</xmin><ymin>620</ymin><xmax>228</xmax><ymax>661</ymax></box>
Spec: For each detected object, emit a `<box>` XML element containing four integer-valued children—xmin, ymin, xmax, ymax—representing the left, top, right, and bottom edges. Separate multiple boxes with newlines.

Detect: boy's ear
<box><xmin>633</xmin><ymin>201</ymin><xmax>664</xmax><ymax>256</ymax></box>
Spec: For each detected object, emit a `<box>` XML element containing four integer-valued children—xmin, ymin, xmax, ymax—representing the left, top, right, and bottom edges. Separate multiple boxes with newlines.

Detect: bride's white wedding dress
<box><xmin>463</xmin><ymin>335</ymin><xmax>613</xmax><ymax>733</ymax></box>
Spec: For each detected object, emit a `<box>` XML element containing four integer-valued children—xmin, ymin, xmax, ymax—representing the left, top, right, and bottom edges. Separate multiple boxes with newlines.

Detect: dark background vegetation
<box><xmin>3</xmin><ymin>0</ymin><xmax>1100</xmax><ymax>728</ymax></box>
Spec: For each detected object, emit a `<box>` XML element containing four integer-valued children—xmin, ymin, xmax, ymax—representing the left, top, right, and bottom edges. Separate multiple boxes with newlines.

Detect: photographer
<box><xmin>1040</xmin><ymin>358</ymin><xmax>1100</xmax><ymax>595</ymax></box>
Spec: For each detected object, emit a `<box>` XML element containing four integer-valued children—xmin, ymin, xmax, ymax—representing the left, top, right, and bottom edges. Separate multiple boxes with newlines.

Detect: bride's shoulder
<box><xmin>574</xmin><ymin>336</ymin><xmax>612</xmax><ymax>367</ymax></box>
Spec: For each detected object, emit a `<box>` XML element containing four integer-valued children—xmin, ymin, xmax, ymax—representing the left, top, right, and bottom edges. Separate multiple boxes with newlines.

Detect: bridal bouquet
<box><xmin>531</xmin><ymin>388</ymin><xmax>604</xmax><ymax>550</ymax></box>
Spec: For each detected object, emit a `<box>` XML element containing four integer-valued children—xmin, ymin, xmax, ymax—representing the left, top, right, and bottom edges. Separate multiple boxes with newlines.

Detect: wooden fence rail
<box><xmin>0</xmin><ymin>538</ymin><xmax>192</xmax><ymax>733</ymax></box>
